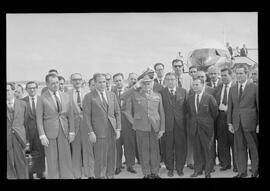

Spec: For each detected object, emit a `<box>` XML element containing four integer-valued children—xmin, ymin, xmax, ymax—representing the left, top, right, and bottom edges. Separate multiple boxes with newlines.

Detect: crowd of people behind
<box><xmin>226</xmin><ymin>42</ymin><xmax>249</xmax><ymax>58</ymax></box>
<box><xmin>7</xmin><ymin>58</ymin><xmax>258</xmax><ymax>179</ymax></box>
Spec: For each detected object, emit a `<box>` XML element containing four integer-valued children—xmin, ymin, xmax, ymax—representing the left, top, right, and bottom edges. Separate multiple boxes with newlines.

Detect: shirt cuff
<box><xmin>69</xmin><ymin>132</ymin><xmax>75</xmax><ymax>136</ymax></box>
<box><xmin>40</xmin><ymin>135</ymin><xmax>46</xmax><ymax>139</ymax></box>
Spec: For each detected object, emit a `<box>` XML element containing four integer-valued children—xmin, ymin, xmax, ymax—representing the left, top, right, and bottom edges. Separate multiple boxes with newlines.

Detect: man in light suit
<box><xmin>22</xmin><ymin>81</ymin><xmax>45</xmax><ymax>179</ymax></box>
<box><xmin>161</xmin><ymin>72</ymin><xmax>188</xmax><ymax>177</ymax></box>
<box><xmin>36</xmin><ymin>73</ymin><xmax>75</xmax><ymax>179</ymax></box>
<box><xmin>122</xmin><ymin>74</ymin><xmax>165</xmax><ymax>179</ymax></box>
<box><xmin>227</xmin><ymin>64</ymin><xmax>259</xmax><ymax>178</ymax></box>
<box><xmin>83</xmin><ymin>73</ymin><xmax>121</xmax><ymax>179</ymax></box>
<box><xmin>7</xmin><ymin>83</ymin><xmax>29</xmax><ymax>179</ymax></box>
<box><xmin>67</xmin><ymin>73</ymin><xmax>94</xmax><ymax>179</ymax></box>
<box><xmin>187</xmin><ymin>78</ymin><xmax>218</xmax><ymax>178</ymax></box>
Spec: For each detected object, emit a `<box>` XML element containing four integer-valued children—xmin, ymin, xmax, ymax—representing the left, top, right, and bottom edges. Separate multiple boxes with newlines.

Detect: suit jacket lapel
<box><xmin>175</xmin><ymin>88</ymin><xmax>182</xmax><ymax>102</ymax></box>
<box><xmin>13</xmin><ymin>99</ymin><xmax>20</xmax><ymax>124</ymax></box>
<box><xmin>198</xmin><ymin>93</ymin><xmax>206</xmax><ymax>112</ymax></box>
<box><xmin>241</xmin><ymin>82</ymin><xmax>250</xmax><ymax>100</ymax></box>
<box><xmin>7</xmin><ymin>107</ymin><xmax>11</xmax><ymax>122</ymax></box>
<box><xmin>95</xmin><ymin>89</ymin><xmax>108</xmax><ymax>113</ymax></box>
<box><xmin>166</xmin><ymin>88</ymin><xmax>173</xmax><ymax>106</ymax></box>
<box><xmin>106</xmin><ymin>91</ymin><xmax>111</xmax><ymax>112</ymax></box>
<box><xmin>70</xmin><ymin>90</ymin><xmax>81</xmax><ymax>113</ymax></box>
<box><xmin>46</xmin><ymin>91</ymin><xmax>58</xmax><ymax>112</ymax></box>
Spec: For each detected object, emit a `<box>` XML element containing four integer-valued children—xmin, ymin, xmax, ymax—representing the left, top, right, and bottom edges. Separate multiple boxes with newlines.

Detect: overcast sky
<box><xmin>7</xmin><ymin>12</ymin><xmax>258</xmax><ymax>82</ymax></box>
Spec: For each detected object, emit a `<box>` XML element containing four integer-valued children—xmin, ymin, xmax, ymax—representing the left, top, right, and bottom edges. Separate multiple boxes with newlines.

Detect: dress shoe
<box><xmin>190</xmin><ymin>171</ymin><xmax>203</xmax><ymax>178</ymax></box>
<box><xmin>205</xmin><ymin>174</ymin><xmax>211</xmax><ymax>178</ymax></box>
<box><xmin>152</xmin><ymin>174</ymin><xmax>161</xmax><ymax>179</ymax></box>
<box><xmin>211</xmin><ymin>168</ymin><xmax>215</xmax><ymax>173</ymax></box>
<box><xmin>233</xmin><ymin>173</ymin><xmax>247</xmax><ymax>178</ymax></box>
<box><xmin>127</xmin><ymin>166</ymin><xmax>137</xmax><ymax>174</ymax></box>
<box><xmin>233</xmin><ymin>168</ymin><xmax>238</xmax><ymax>173</ymax></box>
<box><xmin>167</xmin><ymin>170</ymin><xmax>174</xmax><ymax>177</ymax></box>
<box><xmin>115</xmin><ymin>168</ymin><xmax>121</xmax><ymax>175</ymax></box>
<box><xmin>251</xmin><ymin>171</ymin><xmax>259</xmax><ymax>178</ymax></box>
<box><xmin>142</xmin><ymin>174</ymin><xmax>152</xmax><ymax>179</ymax></box>
<box><xmin>220</xmin><ymin>166</ymin><xmax>231</xmax><ymax>171</ymax></box>
<box><xmin>88</xmin><ymin>177</ymin><xmax>95</xmax><ymax>179</ymax></box>
<box><xmin>176</xmin><ymin>170</ymin><xmax>184</xmax><ymax>176</ymax></box>
<box><xmin>187</xmin><ymin>164</ymin><xmax>194</xmax><ymax>169</ymax></box>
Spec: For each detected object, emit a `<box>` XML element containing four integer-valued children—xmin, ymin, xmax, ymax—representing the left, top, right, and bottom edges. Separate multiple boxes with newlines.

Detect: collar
<box><xmin>73</xmin><ymin>88</ymin><xmax>82</xmax><ymax>93</ymax></box>
<box><xmin>223</xmin><ymin>82</ymin><xmax>232</xmax><ymax>88</ymax></box>
<box><xmin>168</xmin><ymin>86</ymin><xmax>176</xmax><ymax>92</ymax></box>
<box><xmin>48</xmin><ymin>89</ymin><xmax>59</xmax><ymax>97</ymax></box>
<box><xmin>96</xmin><ymin>89</ymin><xmax>106</xmax><ymax>95</ymax></box>
<box><xmin>117</xmin><ymin>87</ymin><xmax>124</xmax><ymax>92</ymax></box>
<box><xmin>195</xmin><ymin>91</ymin><xmax>203</xmax><ymax>97</ymax></box>
<box><xmin>29</xmin><ymin>95</ymin><xmax>37</xmax><ymax>100</ymax></box>
<box><xmin>238</xmin><ymin>80</ymin><xmax>248</xmax><ymax>89</ymax></box>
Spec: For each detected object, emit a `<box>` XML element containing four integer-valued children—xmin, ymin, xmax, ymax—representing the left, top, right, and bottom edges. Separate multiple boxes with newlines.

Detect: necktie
<box><xmin>213</xmin><ymin>82</ymin><xmax>216</xmax><ymax>88</ymax></box>
<box><xmin>31</xmin><ymin>97</ymin><xmax>36</xmax><ymax>115</ymax></box>
<box><xmin>222</xmin><ymin>84</ymin><xmax>228</xmax><ymax>105</ymax></box>
<box><xmin>118</xmin><ymin>89</ymin><xmax>122</xmax><ymax>107</ymax></box>
<box><xmin>101</xmin><ymin>92</ymin><xmax>108</xmax><ymax>110</ymax></box>
<box><xmin>196</xmin><ymin>94</ymin><xmax>200</xmax><ymax>113</ymax></box>
<box><xmin>178</xmin><ymin>78</ymin><xmax>182</xmax><ymax>88</ymax></box>
<box><xmin>76</xmin><ymin>90</ymin><xmax>82</xmax><ymax>111</ymax></box>
<box><xmin>159</xmin><ymin>79</ymin><xmax>162</xmax><ymax>84</ymax></box>
<box><xmin>239</xmin><ymin>84</ymin><xmax>243</xmax><ymax>101</ymax></box>
<box><xmin>53</xmin><ymin>92</ymin><xmax>61</xmax><ymax>112</ymax></box>
<box><xmin>170</xmin><ymin>89</ymin><xmax>174</xmax><ymax>96</ymax></box>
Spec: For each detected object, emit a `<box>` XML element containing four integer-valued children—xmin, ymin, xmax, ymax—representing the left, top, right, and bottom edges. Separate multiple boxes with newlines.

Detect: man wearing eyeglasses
<box><xmin>22</xmin><ymin>81</ymin><xmax>46</xmax><ymax>179</ymax></box>
<box><xmin>172</xmin><ymin>59</ymin><xmax>190</xmax><ymax>91</ymax></box>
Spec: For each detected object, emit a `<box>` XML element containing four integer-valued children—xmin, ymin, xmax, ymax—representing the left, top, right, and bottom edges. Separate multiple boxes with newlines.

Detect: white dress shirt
<box><xmin>96</xmin><ymin>89</ymin><xmax>108</xmax><ymax>103</ymax></box>
<box><xmin>168</xmin><ymin>87</ymin><xmax>177</xmax><ymax>95</ymax></box>
<box><xmin>29</xmin><ymin>95</ymin><xmax>37</xmax><ymax>111</ymax></box>
<box><xmin>195</xmin><ymin>91</ymin><xmax>203</xmax><ymax>113</ymax></box>
<box><xmin>48</xmin><ymin>89</ymin><xmax>61</xmax><ymax>108</ymax></box>
<box><xmin>219</xmin><ymin>82</ymin><xmax>232</xmax><ymax>111</ymax></box>
<box><xmin>238</xmin><ymin>80</ymin><xmax>248</xmax><ymax>93</ymax></box>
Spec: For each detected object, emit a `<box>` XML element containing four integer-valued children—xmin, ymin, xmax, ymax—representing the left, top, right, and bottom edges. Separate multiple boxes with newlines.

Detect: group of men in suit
<box><xmin>7</xmin><ymin>59</ymin><xmax>258</xmax><ymax>179</ymax></box>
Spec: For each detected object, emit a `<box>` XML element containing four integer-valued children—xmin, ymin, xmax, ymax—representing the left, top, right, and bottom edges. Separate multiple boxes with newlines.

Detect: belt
<box><xmin>218</xmin><ymin>110</ymin><xmax>226</xmax><ymax>112</ymax></box>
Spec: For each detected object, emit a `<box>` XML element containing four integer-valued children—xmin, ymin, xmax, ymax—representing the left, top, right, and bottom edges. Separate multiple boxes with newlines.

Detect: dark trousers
<box><xmin>136</xmin><ymin>129</ymin><xmax>160</xmax><ymax>176</ymax></box>
<box><xmin>28</xmin><ymin>125</ymin><xmax>45</xmax><ymax>178</ymax></box>
<box><xmin>165</xmin><ymin>120</ymin><xmax>187</xmax><ymax>172</ymax></box>
<box><xmin>193</xmin><ymin>127</ymin><xmax>213</xmax><ymax>175</ymax></box>
<box><xmin>234</xmin><ymin>121</ymin><xmax>258</xmax><ymax>175</ymax></box>
<box><xmin>186</xmin><ymin>116</ymin><xmax>194</xmax><ymax>165</ymax></box>
<box><xmin>122</xmin><ymin>114</ymin><xmax>138</xmax><ymax>167</ymax></box>
<box><xmin>93</xmin><ymin>123</ymin><xmax>116</xmax><ymax>178</ymax></box>
<box><xmin>210</xmin><ymin>121</ymin><xmax>218</xmax><ymax>167</ymax></box>
<box><xmin>159</xmin><ymin>135</ymin><xmax>166</xmax><ymax>163</ymax></box>
<box><xmin>217</xmin><ymin>111</ymin><xmax>237</xmax><ymax>169</ymax></box>
<box><xmin>116</xmin><ymin>132</ymin><xmax>124</xmax><ymax>169</ymax></box>
<box><xmin>7</xmin><ymin>132</ymin><xmax>29</xmax><ymax>179</ymax></box>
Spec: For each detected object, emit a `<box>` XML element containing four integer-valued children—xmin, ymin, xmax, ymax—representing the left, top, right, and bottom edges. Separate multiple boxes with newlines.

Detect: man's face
<box><xmin>96</xmin><ymin>75</ymin><xmax>107</xmax><ymax>92</ymax></box>
<box><xmin>71</xmin><ymin>74</ymin><xmax>83</xmax><ymax>90</ymax></box>
<box><xmin>14</xmin><ymin>85</ymin><xmax>24</xmax><ymax>99</ymax></box>
<box><xmin>59</xmin><ymin>79</ymin><xmax>65</xmax><ymax>91</ymax></box>
<box><xmin>142</xmin><ymin>81</ymin><xmax>153</xmax><ymax>92</ymax></box>
<box><xmin>114</xmin><ymin>75</ymin><xmax>124</xmax><ymax>89</ymax></box>
<box><xmin>26</xmin><ymin>83</ymin><xmax>38</xmax><ymax>97</ymax></box>
<box><xmin>173</xmin><ymin>62</ymin><xmax>183</xmax><ymax>76</ymax></box>
<box><xmin>236</xmin><ymin>68</ymin><xmax>247</xmax><ymax>83</ymax></box>
<box><xmin>196</xmin><ymin>71</ymin><xmax>206</xmax><ymax>83</ymax></box>
<box><xmin>221</xmin><ymin>70</ymin><xmax>232</xmax><ymax>84</ymax></box>
<box><xmin>105</xmin><ymin>74</ymin><xmax>112</xmax><ymax>90</ymax></box>
<box><xmin>251</xmin><ymin>69</ymin><xmax>258</xmax><ymax>83</ymax></box>
<box><xmin>192</xmin><ymin>79</ymin><xmax>203</xmax><ymax>93</ymax></box>
<box><xmin>89</xmin><ymin>80</ymin><xmax>95</xmax><ymax>92</ymax></box>
<box><xmin>189</xmin><ymin>68</ymin><xmax>197</xmax><ymax>79</ymax></box>
<box><xmin>165</xmin><ymin>74</ymin><xmax>177</xmax><ymax>89</ymax></box>
<box><xmin>47</xmin><ymin>76</ymin><xmax>59</xmax><ymax>92</ymax></box>
<box><xmin>128</xmin><ymin>73</ymin><xmax>137</xmax><ymax>86</ymax></box>
<box><xmin>208</xmin><ymin>69</ymin><xmax>218</xmax><ymax>82</ymax></box>
<box><xmin>155</xmin><ymin>65</ymin><xmax>164</xmax><ymax>78</ymax></box>
<box><xmin>7</xmin><ymin>85</ymin><xmax>15</xmax><ymax>100</ymax></box>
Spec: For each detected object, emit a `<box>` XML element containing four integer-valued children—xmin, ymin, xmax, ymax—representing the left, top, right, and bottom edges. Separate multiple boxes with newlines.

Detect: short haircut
<box><xmin>113</xmin><ymin>73</ymin><xmax>124</xmax><ymax>80</ymax></box>
<box><xmin>208</xmin><ymin>65</ymin><xmax>219</xmax><ymax>73</ymax></box>
<box><xmin>93</xmin><ymin>73</ymin><xmax>106</xmax><ymax>82</ymax></box>
<box><xmin>165</xmin><ymin>72</ymin><xmax>176</xmax><ymax>78</ymax></box>
<box><xmin>197</xmin><ymin>70</ymin><xmax>206</xmax><ymax>76</ymax></box>
<box><xmin>7</xmin><ymin>82</ymin><xmax>15</xmax><ymax>90</ymax></box>
<box><xmin>88</xmin><ymin>78</ymin><xmax>94</xmax><ymax>85</ymax></box>
<box><xmin>45</xmin><ymin>73</ymin><xmax>58</xmax><ymax>83</ymax></box>
<box><xmin>70</xmin><ymin>73</ymin><xmax>82</xmax><ymax>80</ymax></box>
<box><xmin>128</xmin><ymin>72</ymin><xmax>137</xmax><ymax>78</ymax></box>
<box><xmin>58</xmin><ymin>76</ymin><xmax>65</xmax><ymax>82</ymax></box>
<box><xmin>16</xmin><ymin>84</ymin><xmax>24</xmax><ymax>92</ymax></box>
<box><xmin>220</xmin><ymin>68</ymin><xmax>232</xmax><ymax>75</ymax></box>
<box><xmin>189</xmin><ymin>65</ymin><xmax>198</xmax><ymax>71</ymax></box>
<box><xmin>48</xmin><ymin>69</ymin><xmax>58</xmax><ymax>74</ymax></box>
<box><xmin>26</xmin><ymin>81</ymin><xmax>38</xmax><ymax>89</ymax></box>
<box><xmin>193</xmin><ymin>77</ymin><xmax>204</xmax><ymax>84</ymax></box>
<box><xmin>154</xmin><ymin>63</ymin><xmax>164</xmax><ymax>70</ymax></box>
<box><xmin>235</xmin><ymin>64</ymin><xmax>249</xmax><ymax>74</ymax></box>
<box><xmin>172</xmin><ymin>59</ymin><xmax>183</xmax><ymax>66</ymax></box>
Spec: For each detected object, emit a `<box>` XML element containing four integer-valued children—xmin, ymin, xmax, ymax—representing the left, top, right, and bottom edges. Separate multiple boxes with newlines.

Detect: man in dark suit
<box><xmin>154</xmin><ymin>63</ymin><xmax>165</xmax><ymax>86</ymax></box>
<box><xmin>83</xmin><ymin>73</ymin><xmax>121</xmax><ymax>179</ymax></box>
<box><xmin>207</xmin><ymin>66</ymin><xmax>222</xmax><ymax>89</ymax></box>
<box><xmin>214</xmin><ymin>68</ymin><xmax>237</xmax><ymax>172</ymax></box>
<box><xmin>36</xmin><ymin>73</ymin><xmax>75</xmax><ymax>179</ymax></box>
<box><xmin>22</xmin><ymin>81</ymin><xmax>45</xmax><ymax>179</ymax></box>
<box><xmin>187</xmin><ymin>78</ymin><xmax>218</xmax><ymax>178</ymax></box>
<box><xmin>7</xmin><ymin>83</ymin><xmax>29</xmax><ymax>179</ymax></box>
<box><xmin>227</xmin><ymin>64</ymin><xmax>259</xmax><ymax>178</ymax></box>
<box><xmin>240</xmin><ymin>44</ymin><xmax>248</xmax><ymax>57</ymax></box>
<box><xmin>161</xmin><ymin>72</ymin><xmax>188</xmax><ymax>177</ymax></box>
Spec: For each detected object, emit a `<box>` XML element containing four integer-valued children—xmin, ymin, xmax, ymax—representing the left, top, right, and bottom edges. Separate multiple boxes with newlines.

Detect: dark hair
<box><xmin>189</xmin><ymin>65</ymin><xmax>198</xmax><ymax>71</ymax></box>
<box><xmin>48</xmin><ymin>69</ymin><xmax>58</xmax><ymax>74</ymax></box>
<box><xmin>113</xmin><ymin>73</ymin><xmax>124</xmax><ymax>80</ymax></box>
<box><xmin>58</xmin><ymin>76</ymin><xmax>65</xmax><ymax>82</ymax></box>
<box><xmin>128</xmin><ymin>72</ymin><xmax>137</xmax><ymax>78</ymax></box>
<box><xmin>220</xmin><ymin>68</ymin><xmax>232</xmax><ymax>75</ymax></box>
<box><xmin>172</xmin><ymin>59</ymin><xmax>183</xmax><ymax>67</ymax></box>
<box><xmin>154</xmin><ymin>63</ymin><xmax>164</xmax><ymax>70</ymax></box>
<box><xmin>26</xmin><ymin>81</ymin><xmax>38</xmax><ymax>89</ymax></box>
<box><xmin>93</xmin><ymin>73</ymin><xmax>106</xmax><ymax>82</ymax></box>
<box><xmin>45</xmin><ymin>73</ymin><xmax>58</xmax><ymax>83</ymax></box>
<box><xmin>235</xmin><ymin>64</ymin><xmax>249</xmax><ymax>74</ymax></box>
<box><xmin>7</xmin><ymin>82</ymin><xmax>15</xmax><ymax>90</ymax></box>
<box><xmin>88</xmin><ymin>78</ymin><xmax>94</xmax><ymax>85</ymax></box>
<box><xmin>165</xmin><ymin>72</ymin><xmax>176</xmax><ymax>78</ymax></box>
<box><xmin>193</xmin><ymin>77</ymin><xmax>204</xmax><ymax>84</ymax></box>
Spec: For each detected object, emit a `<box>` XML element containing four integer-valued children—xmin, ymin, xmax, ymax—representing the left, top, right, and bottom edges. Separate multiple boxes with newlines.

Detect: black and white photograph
<box><xmin>6</xmin><ymin>12</ymin><xmax>258</xmax><ymax>179</ymax></box>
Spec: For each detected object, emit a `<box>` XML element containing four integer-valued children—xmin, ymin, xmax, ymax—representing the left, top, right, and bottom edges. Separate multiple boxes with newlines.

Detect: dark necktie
<box><xmin>101</xmin><ymin>92</ymin><xmax>108</xmax><ymax>110</ymax></box>
<box><xmin>118</xmin><ymin>90</ymin><xmax>122</xmax><ymax>107</ymax></box>
<box><xmin>159</xmin><ymin>79</ymin><xmax>162</xmax><ymax>85</ymax></box>
<box><xmin>170</xmin><ymin>89</ymin><xmax>174</xmax><ymax>96</ymax></box>
<box><xmin>222</xmin><ymin>84</ymin><xmax>228</xmax><ymax>105</ymax></box>
<box><xmin>76</xmin><ymin>90</ymin><xmax>82</xmax><ymax>111</ymax></box>
<box><xmin>178</xmin><ymin>78</ymin><xmax>182</xmax><ymax>88</ymax></box>
<box><xmin>239</xmin><ymin>84</ymin><xmax>243</xmax><ymax>102</ymax></box>
<box><xmin>196</xmin><ymin>94</ymin><xmax>200</xmax><ymax>113</ymax></box>
<box><xmin>31</xmin><ymin>97</ymin><xmax>36</xmax><ymax>115</ymax></box>
<box><xmin>213</xmin><ymin>82</ymin><xmax>216</xmax><ymax>88</ymax></box>
<box><xmin>53</xmin><ymin>92</ymin><xmax>61</xmax><ymax>112</ymax></box>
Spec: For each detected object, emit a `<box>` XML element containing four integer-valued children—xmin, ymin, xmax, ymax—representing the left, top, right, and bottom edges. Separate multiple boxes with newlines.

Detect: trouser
<box><xmin>210</xmin><ymin>120</ymin><xmax>218</xmax><ymax>168</ymax></box>
<box><xmin>234</xmin><ymin>121</ymin><xmax>258</xmax><ymax>175</ymax></box>
<box><xmin>45</xmin><ymin>126</ymin><xmax>74</xmax><ymax>179</ymax></box>
<box><xmin>136</xmin><ymin>128</ymin><xmax>160</xmax><ymax>176</ymax></box>
<box><xmin>193</xmin><ymin>127</ymin><xmax>213</xmax><ymax>175</ymax></box>
<box><xmin>71</xmin><ymin>126</ymin><xmax>83</xmax><ymax>178</ymax></box>
<box><xmin>159</xmin><ymin>135</ymin><xmax>166</xmax><ymax>163</ymax></box>
<box><xmin>122</xmin><ymin>114</ymin><xmax>137</xmax><ymax>167</ymax></box>
<box><xmin>116</xmin><ymin>131</ymin><xmax>124</xmax><ymax>169</ymax></box>
<box><xmin>7</xmin><ymin>132</ymin><xmax>29</xmax><ymax>179</ymax></box>
<box><xmin>217</xmin><ymin>111</ymin><xmax>237</xmax><ymax>169</ymax></box>
<box><xmin>186</xmin><ymin>117</ymin><xmax>194</xmax><ymax>165</ymax></box>
<box><xmin>93</xmin><ymin>123</ymin><xmax>116</xmax><ymax>178</ymax></box>
<box><xmin>165</xmin><ymin>120</ymin><xmax>187</xmax><ymax>172</ymax></box>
